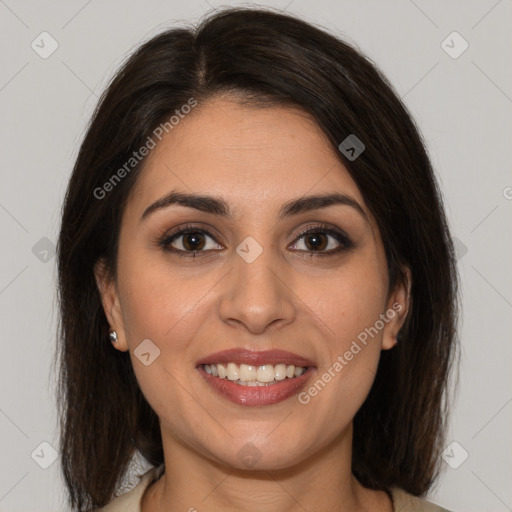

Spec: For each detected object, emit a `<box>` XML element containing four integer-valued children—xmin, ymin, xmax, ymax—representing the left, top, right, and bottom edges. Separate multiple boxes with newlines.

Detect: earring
<box><xmin>109</xmin><ymin>330</ymin><xmax>118</xmax><ymax>343</ymax></box>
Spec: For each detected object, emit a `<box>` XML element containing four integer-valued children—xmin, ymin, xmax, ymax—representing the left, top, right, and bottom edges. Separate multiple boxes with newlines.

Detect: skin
<box><xmin>95</xmin><ymin>95</ymin><xmax>410</xmax><ymax>512</ymax></box>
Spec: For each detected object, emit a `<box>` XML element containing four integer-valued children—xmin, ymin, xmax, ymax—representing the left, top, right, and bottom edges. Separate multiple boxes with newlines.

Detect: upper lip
<box><xmin>196</xmin><ymin>348</ymin><xmax>316</xmax><ymax>368</ymax></box>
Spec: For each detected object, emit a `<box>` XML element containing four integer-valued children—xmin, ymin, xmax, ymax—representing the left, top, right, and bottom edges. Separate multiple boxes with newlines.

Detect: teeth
<box><xmin>226</xmin><ymin>362</ymin><xmax>239</xmax><ymax>381</ymax></box>
<box><xmin>274</xmin><ymin>364</ymin><xmax>287</xmax><ymax>380</ymax></box>
<box><xmin>294</xmin><ymin>366</ymin><xmax>304</xmax><ymax>377</ymax></box>
<box><xmin>203</xmin><ymin>362</ymin><xmax>307</xmax><ymax>384</ymax></box>
<box><xmin>217</xmin><ymin>363</ymin><xmax>227</xmax><ymax>379</ymax></box>
<box><xmin>257</xmin><ymin>365</ymin><xmax>274</xmax><ymax>382</ymax></box>
<box><xmin>239</xmin><ymin>364</ymin><xmax>257</xmax><ymax>381</ymax></box>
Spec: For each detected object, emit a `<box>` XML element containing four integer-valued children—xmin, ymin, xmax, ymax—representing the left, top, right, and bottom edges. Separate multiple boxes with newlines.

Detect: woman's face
<box><xmin>95</xmin><ymin>95</ymin><xmax>409</xmax><ymax>471</ymax></box>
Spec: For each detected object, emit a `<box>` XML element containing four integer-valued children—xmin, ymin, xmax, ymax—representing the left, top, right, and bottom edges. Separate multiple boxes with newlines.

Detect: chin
<box><xmin>204</xmin><ymin>436</ymin><xmax>310</xmax><ymax>472</ymax></box>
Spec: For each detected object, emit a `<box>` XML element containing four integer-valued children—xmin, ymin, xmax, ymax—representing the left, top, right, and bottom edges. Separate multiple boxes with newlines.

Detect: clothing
<box><xmin>96</xmin><ymin>464</ymin><xmax>452</xmax><ymax>512</ymax></box>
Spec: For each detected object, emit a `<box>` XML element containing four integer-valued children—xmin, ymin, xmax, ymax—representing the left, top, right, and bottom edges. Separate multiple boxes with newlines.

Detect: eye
<box><xmin>158</xmin><ymin>226</ymin><xmax>222</xmax><ymax>257</ymax></box>
<box><xmin>158</xmin><ymin>223</ymin><xmax>352</xmax><ymax>259</ymax></box>
<box><xmin>290</xmin><ymin>224</ymin><xmax>352</xmax><ymax>256</ymax></box>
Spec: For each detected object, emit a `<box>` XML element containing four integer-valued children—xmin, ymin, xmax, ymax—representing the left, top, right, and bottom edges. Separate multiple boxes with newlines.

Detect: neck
<box><xmin>141</xmin><ymin>423</ymin><xmax>392</xmax><ymax>512</ymax></box>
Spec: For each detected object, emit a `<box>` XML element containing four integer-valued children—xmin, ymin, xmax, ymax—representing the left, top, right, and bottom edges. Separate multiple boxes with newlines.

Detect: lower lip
<box><xmin>197</xmin><ymin>365</ymin><xmax>316</xmax><ymax>406</ymax></box>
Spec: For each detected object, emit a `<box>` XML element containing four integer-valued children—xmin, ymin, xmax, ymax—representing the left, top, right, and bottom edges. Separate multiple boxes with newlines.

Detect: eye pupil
<box><xmin>305</xmin><ymin>233</ymin><xmax>327</xmax><ymax>251</ymax></box>
<box><xmin>183</xmin><ymin>232</ymin><xmax>205</xmax><ymax>251</ymax></box>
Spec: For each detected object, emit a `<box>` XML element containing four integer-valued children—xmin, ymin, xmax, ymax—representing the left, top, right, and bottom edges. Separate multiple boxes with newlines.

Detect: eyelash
<box><xmin>157</xmin><ymin>223</ymin><xmax>353</xmax><ymax>259</ymax></box>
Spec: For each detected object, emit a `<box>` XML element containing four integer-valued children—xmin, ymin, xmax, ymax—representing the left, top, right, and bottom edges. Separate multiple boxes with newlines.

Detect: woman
<box><xmin>56</xmin><ymin>6</ymin><xmax>459</xmax><ymax>512</ymax></box>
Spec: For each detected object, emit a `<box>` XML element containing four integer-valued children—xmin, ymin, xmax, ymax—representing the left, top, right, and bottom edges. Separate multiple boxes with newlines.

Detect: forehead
<box><xmin>126</xmin><ymin>96</ymin><xmax>367</xmax><ymax>220</ymax></box>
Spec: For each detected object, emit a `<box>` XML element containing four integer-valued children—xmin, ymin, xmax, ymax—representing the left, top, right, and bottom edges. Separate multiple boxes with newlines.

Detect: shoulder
<box><xmin>93</xmin><ymin>464</ymin><xmax>165</xmax><ymax>512</ymax></box>
<box><xmin>391</xmin><ymin>487</ymin><xmax>453</xmax><ymax>512</ymax></box>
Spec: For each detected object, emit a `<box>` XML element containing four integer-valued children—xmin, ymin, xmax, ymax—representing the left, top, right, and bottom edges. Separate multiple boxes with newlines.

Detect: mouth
<box><xmin>196</xmin><ymin>348</ymin><xmax>317</xmax><ymax>406</ymax></box>
<box><xmin>201</xmin><ymin>361</ymin><xmax>308</xmax><ymax>385</ymax></box>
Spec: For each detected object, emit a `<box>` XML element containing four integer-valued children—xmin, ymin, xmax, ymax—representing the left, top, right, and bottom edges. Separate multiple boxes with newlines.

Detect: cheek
<box><xmin>307</xmin><ymin>256</ymin><xmax>388</xmax><ymax>346</ymax></box>
<box><xmin>118</xmin><ymin>253</ymin><xmax>212</xmax><ymax>340</ymax></box>
<box><xmin>117</xmin><ymin>260</ymin><xmax>208</xmax><ymax>421</ymax></box>
<box><xmin>301</xmin><ymin>252</ymin><xmax>387</xmax><ymax>404</ymax></box>
<box><xmin>117</xmin><ymin>255</ymin><xmax>220</xmax><ymax>399</ymax></box>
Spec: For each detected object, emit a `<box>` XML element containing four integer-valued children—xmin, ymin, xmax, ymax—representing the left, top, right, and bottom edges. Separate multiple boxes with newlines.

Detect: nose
<box><xmin>218</xmin><ymin>243</ymin><xmax>296</xmax><ymax>335</ymax></box>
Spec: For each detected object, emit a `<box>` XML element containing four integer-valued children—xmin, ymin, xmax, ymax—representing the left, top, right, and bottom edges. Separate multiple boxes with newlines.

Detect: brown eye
<box><xmin>303</xmin><ymin>232</ymin><xmax>328</xmax><ymax>251</ymax></box>
<box><xmin>291</xmin><ymin>225</ymin><xmax>352</xmax><ymax>256</ymax></box>
<box><xmin>181</xmin><ymin>232</ymin><xmax>206</xmax><ymax>251</ymax></box>
<box><xmin>159</xmin><ymin>224</ymin><xmax>352</xmax><ymax>259</ymax></box>
<box><xmin>158</xmin><ymin>226</ymin><xmax>223</xmax><ymax>257</ymax></box>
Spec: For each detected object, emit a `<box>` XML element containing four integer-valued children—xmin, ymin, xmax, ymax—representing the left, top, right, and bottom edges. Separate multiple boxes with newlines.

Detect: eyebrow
<box><xmin>140</xmin><ymin>189</ymin><xmax>369</xmax><ymax>224</ymax></box>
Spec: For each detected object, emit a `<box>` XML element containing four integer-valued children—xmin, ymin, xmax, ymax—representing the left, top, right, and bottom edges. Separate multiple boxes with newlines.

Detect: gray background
<box><xmin>0</xmin><ymin>0</ymin><xmax>511</xmax><ymax>511</ymax></box>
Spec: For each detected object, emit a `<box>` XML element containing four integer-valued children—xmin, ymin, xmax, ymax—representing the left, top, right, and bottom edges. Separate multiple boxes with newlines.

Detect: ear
<box><xmin>93</xmin><ymin>259</ymin><xmax>128</xmax><ymax>352</ymax></box>
<box><xmin>381</xmin><ymin>266</ymin><xmax>411</xmax><ymax>350</ymax></box>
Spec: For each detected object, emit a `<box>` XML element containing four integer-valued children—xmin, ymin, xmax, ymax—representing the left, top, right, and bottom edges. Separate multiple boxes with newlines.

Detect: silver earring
<box><xmin>109</xmin><ymin>330</ymin><xmax>118</xmax><ymax>343</ymax></box>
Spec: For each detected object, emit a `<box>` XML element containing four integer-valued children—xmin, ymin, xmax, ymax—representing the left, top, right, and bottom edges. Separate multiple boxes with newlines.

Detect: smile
<box><xmin>203</xmin><ymin>362</ymin><xmax>307</xmax><ymax>386</ymax></box>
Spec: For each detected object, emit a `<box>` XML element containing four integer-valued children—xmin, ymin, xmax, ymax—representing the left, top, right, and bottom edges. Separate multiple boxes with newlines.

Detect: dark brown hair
<box><xmin>56</xmin><ymin>6</ymin><xmax>459</xmax><ymax>511</ymax></box>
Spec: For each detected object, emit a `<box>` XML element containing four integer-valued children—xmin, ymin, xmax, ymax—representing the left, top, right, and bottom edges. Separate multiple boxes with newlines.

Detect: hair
<box><xmin>55</xmin><ymin>6</ymin><xmax>459</xmax><ymax>511</ymax></box>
